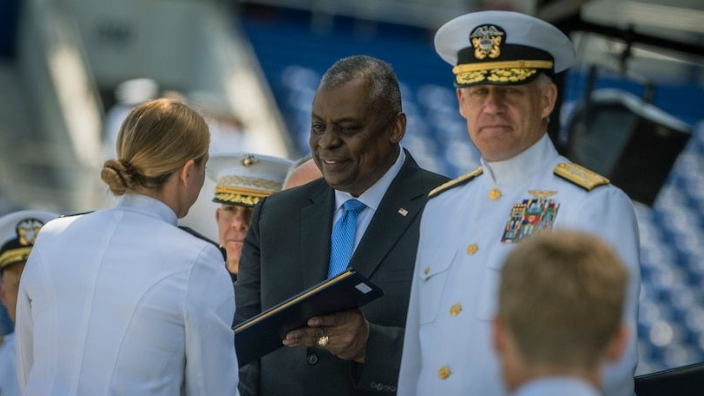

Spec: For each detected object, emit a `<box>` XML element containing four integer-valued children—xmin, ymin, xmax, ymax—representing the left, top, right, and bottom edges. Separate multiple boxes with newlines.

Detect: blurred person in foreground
<box><xmin>235</xmin><ymin>55</ymin><xmax>448</xmax><ymax>395</ymax></box>
<box><xmin>16</xmin><ymin>98</ymin><xmax>239</xmax><ymax>395</ymax></box>
<box><xmin>494</xmin><ymin>230</ymin><xmax>629</xmax><ymax>396</ymax></box>
<box><xmin>209</xmin><ymin>152</ymin><xmax>292</xmax><ymax>280</ymax></box>
<box><xmin>283</xmin><ymin>155</ymin><xmax>322</xmax><ymax>190</ymax></box>
<box><xmin>398</xmin><ymin>11</ymin><xmax>640</xmax><ymax>396</ymax></box>
<box><xmin>0</xmin><ymin>210</ymin><xmax>57</xmax><ymax>396</ymax></box>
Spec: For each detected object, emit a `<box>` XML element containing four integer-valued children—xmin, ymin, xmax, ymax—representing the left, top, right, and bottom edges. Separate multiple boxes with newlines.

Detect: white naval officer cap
<box><xmin>0</xmin><ymin>210</ymin><xmax>58</xmax><ymax>271</ymax></box>
<box><xmin>207</xmin><ymin>153</ymin><xmax>293</xmax><ymax>207</ymax></box>
<box><xmin>434</xmin><ymin>11</ymin><xmax>576</xmax><ymax>87</ymax></box>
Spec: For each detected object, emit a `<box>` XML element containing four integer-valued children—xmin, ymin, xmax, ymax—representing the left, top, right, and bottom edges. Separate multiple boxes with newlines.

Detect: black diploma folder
<box><xmin>234</xmin><ymin>269</ymin><xmax>384</xmax><ymax>366</ymax></box>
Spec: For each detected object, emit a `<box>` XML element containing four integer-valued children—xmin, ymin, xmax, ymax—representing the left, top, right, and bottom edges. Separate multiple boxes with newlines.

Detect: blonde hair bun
<box><xmin>101</xmin><ymin>159</ymin><xmax>136</xmax><ymax>195</ymax></box>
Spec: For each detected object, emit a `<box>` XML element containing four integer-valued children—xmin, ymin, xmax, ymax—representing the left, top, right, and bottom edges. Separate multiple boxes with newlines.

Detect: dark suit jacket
<box><xmin>235</xmin><ymin>152</ymin><xmax>448</xmax><ymax>396</ymax></box>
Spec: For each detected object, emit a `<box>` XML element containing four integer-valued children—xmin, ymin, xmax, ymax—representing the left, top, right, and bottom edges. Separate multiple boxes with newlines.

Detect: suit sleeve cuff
<box><xmin>350</xmin><ymin>322</ymin><xmax>403</xmax><ymax>393</ymax></box>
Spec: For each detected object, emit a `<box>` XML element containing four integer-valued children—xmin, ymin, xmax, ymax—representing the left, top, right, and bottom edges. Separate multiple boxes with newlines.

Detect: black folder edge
<box><xmin>233</xmin><ymin>269</ymin><xmax>383</xmax><ymax>366</ymax></box>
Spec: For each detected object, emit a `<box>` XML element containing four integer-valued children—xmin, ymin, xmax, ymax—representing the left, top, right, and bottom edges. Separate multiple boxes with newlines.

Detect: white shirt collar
<box><xmin>116</xmin><ymin>194</ymin><xmax>179</xmax><ymax>226</ymax></box>
<box><xmin>481</xmin><ymin>134</ymin><xmax>558</xmax><ymax>185</ymax></box>
<box><xmin>334</xmin><ymin>146</ymin><xmax>406</xmax><ymax>211</ymax></box>
<box><xmin>514</xmin><ymin>376</ymin><xmax>601</xmax><ymax>396</ymax></box>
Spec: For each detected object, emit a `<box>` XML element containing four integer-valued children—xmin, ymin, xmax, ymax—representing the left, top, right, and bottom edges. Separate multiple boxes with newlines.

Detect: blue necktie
<box><xmin>328</xmin><ymin>199</ymin><xmax>367</xmax><ymax>278</ymax></box>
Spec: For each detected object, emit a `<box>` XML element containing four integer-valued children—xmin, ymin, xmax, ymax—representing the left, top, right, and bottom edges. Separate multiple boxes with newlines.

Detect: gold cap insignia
<box><xmin>470</xmin><ymin>25</ymin><xmax>505</xmax><ymax>60</ymax></box>
<box><xmin>242</xmin><ymin>154</ymin><xmax>258</xmax><ymax>167</ymax></box>
<box><xmin>17</xmin><ymin>218</ymin><xmax>45</xmax><ymax>246</ymax></box>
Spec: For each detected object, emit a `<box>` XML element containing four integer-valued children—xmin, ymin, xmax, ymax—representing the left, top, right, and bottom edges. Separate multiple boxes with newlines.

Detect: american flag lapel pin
<box><xmin>398</xmin><ymin>208</ymin><xmax>408</xmax><ymax>216</ymax></box>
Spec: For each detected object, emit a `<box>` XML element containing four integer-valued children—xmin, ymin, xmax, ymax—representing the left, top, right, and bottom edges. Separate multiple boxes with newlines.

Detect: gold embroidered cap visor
<box><xmin>435</xmin><ymin>11</ymin><xmax>576</xmax><ymax>87</ymax></box>
<box><xmin>0</xmin><ymin>210</ymin><xmax>58</xmax><ymax>271</ymax></box>
<box><xmin>213</xmin><ymin>186</ymin><xmax>271</xmax><ymax>207</ymax></box>
<box><xmin>207</xmin><ymin>152</ymin><xmax>294</xmax><ymax>208</ymax></box>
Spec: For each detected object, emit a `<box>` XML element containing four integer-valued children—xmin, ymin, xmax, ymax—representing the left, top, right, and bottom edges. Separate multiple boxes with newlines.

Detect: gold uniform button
<box><xmin>466</xmin><ymin>243</ymin><xmax>478</xmax><ymax>255</ymax></box>
<box><xmin>450</xmin><ymin>304</ymin><xmax>462</xmax><ymax>316</ymax></box>
<box><xmin>488</xmin><ymin>188</ymin><xmax>502</xmax><ymax>200</ymax></box>
<box><xmin>438</xmin><ymin>366</ymin><xmax>451</xmax><ymax>380</ymax></box>
<box><xmin>423</xmin><ymin>267</ymin><xmax>430</xmax><ymax>275</ymax></box>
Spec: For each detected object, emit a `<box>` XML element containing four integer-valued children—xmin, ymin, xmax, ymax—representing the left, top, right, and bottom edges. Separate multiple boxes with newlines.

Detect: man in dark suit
<box><xmin>235</xmin><ymin>55</ymin><xmax>448</xmax><ymax>396</ymax></box>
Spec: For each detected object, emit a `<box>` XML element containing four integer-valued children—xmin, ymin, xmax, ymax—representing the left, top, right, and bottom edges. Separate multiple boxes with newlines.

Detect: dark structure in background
<box><xmin>538</xmin><ymin>0</ymin><xmax>704</xmax><ymax>206</ymax></box>
<box><xmin>564</xmin><ymin>86</ymin><xmax>691</xmax><ymax>206</ymax></box>
<box><xmin>0</xmin><ymin>0</ymin><xmax>21</xmax><ymax>58</ymax></box>
<box><xmin>635</xmin><ymin>362</ymin><xmax>704</xmax><ymax>396</ymax></box>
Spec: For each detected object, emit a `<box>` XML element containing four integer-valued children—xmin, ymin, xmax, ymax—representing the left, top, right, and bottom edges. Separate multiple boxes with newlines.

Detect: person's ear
<box><xmin>179</xmin><ymin>159</ymin><xmax>196</xmax><ymax>186</ymax></box>
<box><xmin>456</xmin><ymin>88</ymin><xmax>468</xmax><ymax>118</ymax></box>
<box><xmin>215</xmin><ymin>207</ymin><xmax>221</xmax><ymax>223</ymax></box>
<box><xmin>0</xmin><ymin>280</ymin><xmax>8</xmax><ymax>310</ymax></box>
<box><xmin>605</xmin><ymin>324</ymin><xmax>629</xmax><ymax>362</ymax></box>
<box><xmin>540</xmin><ymin>82</ymin><xmax>558</xmax><ymax>119</ymax></box>
<box><xmin>389</xmin><ymin>113</ymin><xmax>406</xmax><ymax>143</ymax></box>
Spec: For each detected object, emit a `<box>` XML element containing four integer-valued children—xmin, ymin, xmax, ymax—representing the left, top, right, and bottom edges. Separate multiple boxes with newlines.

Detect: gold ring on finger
<box><xmin>317</xmin><ymin>335</ymin><xmax>329</xmax><ymax>347</ymax></box>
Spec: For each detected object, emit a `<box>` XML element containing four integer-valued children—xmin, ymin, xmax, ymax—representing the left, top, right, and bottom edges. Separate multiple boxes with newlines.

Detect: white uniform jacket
<box><xmin>15</xmin><ymin>194</ymin><xmax>239</xmax><ymax>396</ymax></box>
<box><xmin>398</xmin><ymin>135</ymin><xmax>640</xmax><ymax>396</ymax></box>
<box><xmin>0</xmin><ymin>333</ymin><xmax>20</xmax><ymax>396</ymax></box>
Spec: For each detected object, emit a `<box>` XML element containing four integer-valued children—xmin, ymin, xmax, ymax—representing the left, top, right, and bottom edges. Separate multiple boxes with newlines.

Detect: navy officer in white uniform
<box><xmin>0</xmin><ymin>210</ymin><xmax>57</xmax><ymax>396</ymax></box>
<box><xmin>208</xmin><ymin>152</ymin><xmax>292</xmax><ymax>280</ymax></box>
<box><xmin>16</xmin><ymin>98</ymin><xmax>239</xmax><ymax>396</ymax></box>
<box><xmin>398</xmin><ymin>11</ymin><xmax>640</xmax><ymax>396</ymax></box>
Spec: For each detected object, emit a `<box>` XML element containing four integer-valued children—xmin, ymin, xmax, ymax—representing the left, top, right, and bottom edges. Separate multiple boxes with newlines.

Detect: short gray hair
<box><xmin>536</xmin><ymin>72</ymin><xmax>554</xmax><ymax>88</ymax></box>
<box><xmin>319</xmin><ymin>55</ymin><xmax>402</xmax><ymax>116</ymax></box>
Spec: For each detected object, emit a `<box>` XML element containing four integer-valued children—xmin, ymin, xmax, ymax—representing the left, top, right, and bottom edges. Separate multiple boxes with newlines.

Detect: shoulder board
<box><xmin>554</xmin><ymin>163</ymin><xmax>610</xmax><ymax>191</ymax></box>
<box><xmin>178</xmin><ymin>226</ymin><xmax>227</xmax><ymax>261</ymax></box>
<box><xmin>0</xmin><ymin>335</ymin><xmax>3</xmax><ymax>346</ymax></box>
<box><xmin>429</xmin><ymin>167</ymin><xmax>483</xmax><ymax>198</ymax></box>
<box><xmin>59</xmin><ymin>211</ymin><xmax>94</xmax><ymax>218</ymax></box>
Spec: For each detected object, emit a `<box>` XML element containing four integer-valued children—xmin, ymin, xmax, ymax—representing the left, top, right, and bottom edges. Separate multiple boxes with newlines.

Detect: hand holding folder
<box><xmin>282</xmin><ymin>306</ymin><xmax>369</xmax><ymax>362</ymax></box>
<box><xmin>233</xmin><ymin>269</ymin><xmax>384</xmax><ymax>367</ymax></box>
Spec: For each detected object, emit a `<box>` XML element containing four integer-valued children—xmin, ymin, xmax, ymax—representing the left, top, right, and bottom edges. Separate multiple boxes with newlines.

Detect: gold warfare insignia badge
<box><xmin>17</xmin><ymin>218</ymin><xmax>45</xmax><ymax>246</ymax></box>
<box><xmin>470</xmin><ymin>25</ymin><xmax>505</xmax><ymax>60</ymax></box>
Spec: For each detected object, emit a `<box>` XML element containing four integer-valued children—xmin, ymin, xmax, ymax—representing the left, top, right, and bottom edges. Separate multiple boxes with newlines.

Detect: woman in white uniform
<box><xmin>15</xmin><ymin>98</ymin><xmax>239</xmax><ymax>395</ymax></box>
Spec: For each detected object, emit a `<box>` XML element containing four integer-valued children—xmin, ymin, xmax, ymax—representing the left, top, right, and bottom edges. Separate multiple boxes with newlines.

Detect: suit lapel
<box><xmin>301</xmin><ymin>182</ymin><xmax>335</xmax><ymax>289</ymax></box>
<box><xmin>349</xmin><ymin>154</ymin><xmax>426</xmax><ymax>278</ymax></box>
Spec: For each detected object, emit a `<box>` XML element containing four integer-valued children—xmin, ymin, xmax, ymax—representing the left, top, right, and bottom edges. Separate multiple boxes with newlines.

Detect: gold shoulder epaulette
<box><xmin>554</xmin><ymin>163</ymin><xmax>610</xmax><ymax>191</ymax></box>
<box><xmin>429</xmin><ymin>167</ymin><xmax>483</xmax><ymax>198</ymax></box>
